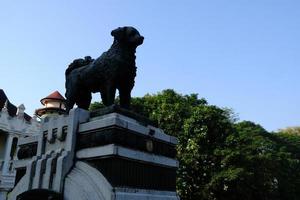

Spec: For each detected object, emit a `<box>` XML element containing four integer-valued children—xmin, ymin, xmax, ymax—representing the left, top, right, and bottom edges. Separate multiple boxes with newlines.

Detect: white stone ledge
<box><xmin>18</xmin><ymin>135</ymin><xmax>39</xmax><ymax>145</ymax></box>
<box><xmin>114</xmin><ymin>187</ymin><xmax>180</xmax><ymax>200</ymax></box>
<box><xmin>13</xmin><ymin>159</ymin><xmax>31</xmax><ymax>169</ymax></box>
<box><xmin>79</xmin><ymin>113</ymin><xmax>178</xmax><ymax>145</ymax></box>
<box><xmin>76</xmin><ymin>144</ymin><xmax>179</xmax><ymax>168</ymax></box>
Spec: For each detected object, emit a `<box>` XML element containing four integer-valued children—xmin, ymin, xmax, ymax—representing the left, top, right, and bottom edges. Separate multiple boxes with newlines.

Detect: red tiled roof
<box><xmin>45</xmin><ymin>91</ymin><xmax>65</xmax><ymax>100</ymax></box>
<box><xmin>41</xmin><ymin>91</ymin><xmax>66</xmax><ymax>105</ymax></box>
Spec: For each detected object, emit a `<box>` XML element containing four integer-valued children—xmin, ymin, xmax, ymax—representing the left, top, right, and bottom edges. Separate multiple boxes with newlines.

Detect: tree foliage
<box><xmin>90</xmin><ymin>89</ymin><xmax>300</xmax><ymax>200</ymax></box>
<box><xmin>278</xmin><ymin>126</ymin><xmax>300</xmax><ymax>136</ymax></box>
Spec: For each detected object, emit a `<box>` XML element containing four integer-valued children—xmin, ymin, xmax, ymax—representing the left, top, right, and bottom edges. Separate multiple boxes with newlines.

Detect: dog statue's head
<box><xmin>111</xmin><ymin>26</ymin><xmax>144</xmax><ymax>47</ymax></box>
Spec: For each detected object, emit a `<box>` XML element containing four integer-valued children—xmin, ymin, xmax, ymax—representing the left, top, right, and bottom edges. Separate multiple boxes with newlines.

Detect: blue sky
<box><xmin>0</xmin><ymin>1</ymin><xmax>299</xmax><ymax>131</ymax></box>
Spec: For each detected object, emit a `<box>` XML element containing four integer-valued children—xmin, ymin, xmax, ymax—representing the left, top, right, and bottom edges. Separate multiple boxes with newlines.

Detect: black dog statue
<box><xmin>65</xmin><ymin>26</ymin><xmax>144</xmax><ymax>112</ymax></box>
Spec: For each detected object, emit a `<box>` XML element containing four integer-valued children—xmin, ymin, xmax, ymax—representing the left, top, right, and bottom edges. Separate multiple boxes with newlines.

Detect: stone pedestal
<box><xmin>9</xmin><ymin>107</ymin><xmax>180</xmax><ymax>200</ymax></box>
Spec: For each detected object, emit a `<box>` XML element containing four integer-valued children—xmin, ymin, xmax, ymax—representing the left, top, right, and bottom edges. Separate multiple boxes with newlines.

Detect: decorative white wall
<box><xmin>0</xmin><ymin>101</ymin><xmax>40</xmax><ymax>200</ymax></box>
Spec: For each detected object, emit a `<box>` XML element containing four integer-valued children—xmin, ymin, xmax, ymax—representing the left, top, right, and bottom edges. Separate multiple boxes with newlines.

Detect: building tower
<box><xmin>35</xmin><ymin>91</ymin><xmax>66</xmax><ymax>118</ymax></box>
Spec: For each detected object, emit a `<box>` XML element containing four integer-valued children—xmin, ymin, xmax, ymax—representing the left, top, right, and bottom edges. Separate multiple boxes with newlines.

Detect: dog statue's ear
<box><xmin>111</xmin><ymin>27</ymin><xmax>120</xmax><ymax>37</ymax></box>
<box><xmin>111</xmin><ymin>27</ymin><xmax>126</xmax><ymax>41</ymax></box>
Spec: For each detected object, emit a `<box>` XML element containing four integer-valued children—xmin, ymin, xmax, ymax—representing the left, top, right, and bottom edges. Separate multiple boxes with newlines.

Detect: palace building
<box><xmin>0</xmin><ymin>89</ymin><xmax>179</xmax><ymax>200</ymax></box>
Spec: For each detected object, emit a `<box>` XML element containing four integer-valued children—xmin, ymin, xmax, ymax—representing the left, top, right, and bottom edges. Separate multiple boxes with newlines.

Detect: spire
<box><xmin>17</xmin><ymin>104</ymin><xmax>25</xmax><ymax>117</ymax></box>
<box><xmin>2</xmin><ymin>100</ymin><xmax>8</xmax><ymax>113</ymax></box>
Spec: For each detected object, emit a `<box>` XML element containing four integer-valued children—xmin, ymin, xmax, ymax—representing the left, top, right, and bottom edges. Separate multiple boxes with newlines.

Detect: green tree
<box><xmin>177</xmin><ymin>105</ymin><xmax>234</xmax><ymax>200</ymax></box>
<box><xmin>214</xmin><ymin>121</ymin><xmax>300</xmax><ymax>200</ymax></box>
<box><xmin>278</xmin><ymin>127</ymin><xmax>300</xmax><ymax>136</ymax></box>
<box><xmin>130</xmin><ymin>89</ymin><xmax>207</xmax><ymax>137</ymax></box>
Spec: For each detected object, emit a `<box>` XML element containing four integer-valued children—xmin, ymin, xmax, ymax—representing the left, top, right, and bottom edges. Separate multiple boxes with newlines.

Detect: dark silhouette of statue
<box><xmin>65</xmin><ymin>26</ymin><xmax>144</xmax><ymax>112</ymax></box>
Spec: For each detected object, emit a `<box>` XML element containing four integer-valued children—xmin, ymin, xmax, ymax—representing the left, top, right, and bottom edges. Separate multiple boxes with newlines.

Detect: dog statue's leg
<box><xmin>65</xmin><ymin>73</ymin><xmax>79</xmax><ymax>112</ymax></box>
<box><xmin>66</xmin><ymin>99</ymin><xmax>75</xmax><ymax>113</ymax></box>
<box><xmin>105</xmin><ymin>86</ymin><xmax>116</xmax><ymax>106</ymax></box>
<box><xmin>77</xmin><ymin>91</ymin><xmax>92</xmax><ymax>110</ymax></box>
<box><xmin>100</xmin><ymin>90</ymin><xmax>108</xmax><ymax>106</ymax></box>
<box><xmin>119</xmin><ymin>88</ymin><xmax>131</xmax><ymax>109</ymax></box>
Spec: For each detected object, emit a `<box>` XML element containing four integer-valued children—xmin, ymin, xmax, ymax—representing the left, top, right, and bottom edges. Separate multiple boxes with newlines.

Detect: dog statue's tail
<box><xmin>65</xmin><ymin>56</ymin><xmax>94</xmax><ymax>75</ymax></box>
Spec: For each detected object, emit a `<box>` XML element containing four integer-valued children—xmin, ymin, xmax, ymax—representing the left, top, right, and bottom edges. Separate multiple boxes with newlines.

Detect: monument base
<box><xmin>10</xmin><ymin>108</ymin><xmax>180</xmax><ymax>200</ymax></box>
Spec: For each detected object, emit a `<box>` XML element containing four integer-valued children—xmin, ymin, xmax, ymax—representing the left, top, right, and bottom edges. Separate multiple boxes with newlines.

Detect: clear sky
<box><xmin>0</xmin><ymin>1</ymin><xmax>299</xmax><ymax>131</ymax></box>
